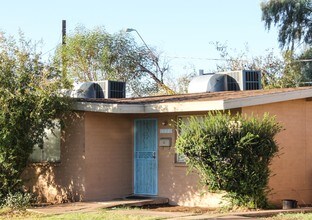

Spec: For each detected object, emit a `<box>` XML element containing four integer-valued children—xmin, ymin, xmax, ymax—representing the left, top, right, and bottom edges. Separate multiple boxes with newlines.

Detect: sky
<box><xmin>0</xmin><ymin>0</ymin><xmax>280</xmax><ymax>77</ymax></box>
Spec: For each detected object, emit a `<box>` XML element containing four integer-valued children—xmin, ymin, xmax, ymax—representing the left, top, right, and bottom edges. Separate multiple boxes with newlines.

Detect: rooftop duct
<box><xmin>188</xmin><ymin>70</ymin><xmax>261</xmax><ymax>93</ymax></box>
<box><xmin>188</xmin><ymin>73</ymin><xmax>225</xmax><ymax>93</ymax></box>
<box><xmin>70</xmin><ymin>80</ymin><xmax>126</xmax><ymax>99</ymax></box>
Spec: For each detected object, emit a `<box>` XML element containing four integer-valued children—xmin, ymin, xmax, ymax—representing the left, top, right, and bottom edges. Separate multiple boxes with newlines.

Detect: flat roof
<box><xmin>74</xmin><ymin>87</ymin><xmax>312</xmax><ymax>114</ymax></box>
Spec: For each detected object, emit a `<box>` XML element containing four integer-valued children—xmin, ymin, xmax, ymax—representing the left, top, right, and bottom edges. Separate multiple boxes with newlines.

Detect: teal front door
<box><xmin>134</xmin><ymin>119</ymin><xmax>158</xmax><ymax>195</ymax></box>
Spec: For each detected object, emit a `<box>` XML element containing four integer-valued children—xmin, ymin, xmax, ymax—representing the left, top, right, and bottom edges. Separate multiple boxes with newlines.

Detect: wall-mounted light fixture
<box><xmin>161</xmin><ymin>121</ymin><xmax>168</xmax><ymax>126</ymax></box>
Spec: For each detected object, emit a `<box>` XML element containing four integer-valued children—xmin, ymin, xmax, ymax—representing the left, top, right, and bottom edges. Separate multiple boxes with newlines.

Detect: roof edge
<box><xmin>74</xmin><ymin>88</ymin><xmax>312</xmax><ymax>114</ymax></box>
<box><xmin>143</xmin><ymin>100</ymin><xmax>225</xmax><ymax>113</ymax></box>
<box><xmin>74</xmin><ymin>100</ymin><xmax>225</xmax><ymax>113</ymax></box>
<box><xmin>74</xmin><ymin>102</ymin><xmax>145</xmax><ymax>113</ymax></box>
<box><xmin>224</xmin><ymin>88</ymin><xmax>312</xmax><ymax>109</ymax></box>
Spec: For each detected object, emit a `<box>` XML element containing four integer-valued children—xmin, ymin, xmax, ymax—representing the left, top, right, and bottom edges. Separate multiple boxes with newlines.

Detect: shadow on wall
<box><xmin>166</xmin><ymin>111</ymin><xmax>245</xmax><ymax>207</ymax></box>
<box><xmin>22</xmin><ymin>112</ymin><xmax>86</xmax><ymax>204</ymax></box>
<box><xmin>157</xmin><ymin>118</ymin><xmax>225</xmax><ymax>208</ymax></box>
<box><xmin>164</xmin><ymin>165</ymin><xmax>225</xmax><ymax>207</ymax></box>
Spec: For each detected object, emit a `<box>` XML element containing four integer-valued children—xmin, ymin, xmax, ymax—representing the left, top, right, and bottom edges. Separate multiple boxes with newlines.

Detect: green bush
<box><xmin>2</xmin><ymin>192</ymin><xmax>34</xmax><ymax>210</ymax></box>
<box><xmin>0</xmin><ymin>33</ymin><xmax>71</xmax><ymax>201</ymax></box>
<box><xmin>175</xmin><ymin>111</ymin><xmax>282</xmax><ymax>209</ymax></box>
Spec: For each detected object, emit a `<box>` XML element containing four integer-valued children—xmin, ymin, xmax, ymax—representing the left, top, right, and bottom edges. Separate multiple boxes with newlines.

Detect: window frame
<box><xmin>29</xmin><ymin>120</ymin><xmax>61</xmax><ymax>163</ymax></box>
<box><xmin>175</xmin><ymin>115</ymin><xmax>204</xmax><ymax>164</ymax></box>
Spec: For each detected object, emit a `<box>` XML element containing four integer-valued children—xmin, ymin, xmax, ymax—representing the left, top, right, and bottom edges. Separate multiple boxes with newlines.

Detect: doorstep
<box><xmin>27</xmin><ymin>196</ymin><xmax>169</xmax><ymax>215</ymax></box>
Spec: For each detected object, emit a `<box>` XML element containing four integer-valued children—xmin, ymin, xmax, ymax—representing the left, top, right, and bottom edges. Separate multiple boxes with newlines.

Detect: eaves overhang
<box><xmin>223</xmin><ymin>88</ymin><xmax>312</xmax><ymax>109</ymax></box>
<box><xmin>74</xmin><ymin>100</ymin><xmax>225</xmax><ymax>113</ymax></box>
<box><xmin>74</xmin><ymin>88</ymin><xmax>312</xmax><ymax>114</ymax></box>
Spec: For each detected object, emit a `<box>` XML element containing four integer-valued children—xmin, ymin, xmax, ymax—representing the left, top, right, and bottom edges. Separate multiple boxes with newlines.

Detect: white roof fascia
<box><xmin>74</xmin><ymin>102</ymin><xmax>144</xmax><ymax>113</ymax></box>
<box><xmin>224</xmin><ymin>89</ymin><xmax>312</xmax><ymax>109</ymax></box>
<box><xmin>74</xmin><ymin>88</ymin><xmax>312</xmax><ymax>114</ymax></box>
<box><xmin>143</xmin><ymin>100</ymin><xmax>225</xmax><ymax>113</ymax></box>
<box><xmin>74</xmin><ymin>100</ymin><xmax>225</xmax><ymax>113</ymax></box>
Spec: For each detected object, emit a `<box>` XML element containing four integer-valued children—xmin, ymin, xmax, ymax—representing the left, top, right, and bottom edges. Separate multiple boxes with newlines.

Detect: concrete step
<box><xmin>120</xmin><ymin>196</ymin><xmax>169</xmax><ymax>207</ymax></box>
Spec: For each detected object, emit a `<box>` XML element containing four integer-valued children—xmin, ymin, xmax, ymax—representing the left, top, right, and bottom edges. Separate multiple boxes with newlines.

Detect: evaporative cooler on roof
<box><xmin>106</xmin><ymin>81</ymin><xmax>126</xmax><ymax>98</ymax></box>
<box><xmin>187</xmin><ymin>69</ymin><xmax>261</xmax><ymax>93</ymax></box>
<box><xmin>224</xmin><ymin>70</ymin><xmax>261</xmax><ymax>91</ymax></box>
<box><xmin>71</xmin><ymin>80</ymin><xmax>126</xmax><ymax>99</ymax></box>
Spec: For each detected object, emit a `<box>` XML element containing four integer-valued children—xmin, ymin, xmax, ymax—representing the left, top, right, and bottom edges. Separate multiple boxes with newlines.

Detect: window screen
<box><xmin>29</xmin><ymin>121</ymin><xmax>61</xmax><ymax>162</ymax></box>
<box><xmin>176</xmin><ymin>116</ymin><xmax>204</xmax><ymax>163</ymax></box>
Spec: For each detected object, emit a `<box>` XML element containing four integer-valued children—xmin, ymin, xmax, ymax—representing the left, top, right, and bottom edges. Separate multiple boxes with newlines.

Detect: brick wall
<box><xmin>84</xmin><ymin>112</ymin><xmax>133</xmax><ymax>201</ymax></box>
<box><xmin>242</xmin><ymin>99</ymin><xmax>312</xmax><ymax>206</ymax></box>
<box><xmin>23</xmin><ymin>112</ymin><xmax>86</xmax><ymax>203</ymax></box>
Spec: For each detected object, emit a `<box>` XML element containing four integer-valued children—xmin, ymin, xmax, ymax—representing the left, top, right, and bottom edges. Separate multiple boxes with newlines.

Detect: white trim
<box><xmin>143</xmin><ymin>100</ymin><xmax>224</xmax><ymax>113</ymax></box>
<box><xmin>74</xmin><ymin>89</ymin><xmax>312</xmax><ymax>114</ymax></box>
<box><xmin>224</xmin><ymin>89</ymin><xmax>312</xmax><ymax>109</ymax></box>
<box><xmin>75</xmin><ymin>100</ymin><xmax>225</xmax><ymax>113</ymax></box>
<box><xmin>74</xmin><ymin>102</ymin><xmax>144</xmax><ymax>113</ymax></box>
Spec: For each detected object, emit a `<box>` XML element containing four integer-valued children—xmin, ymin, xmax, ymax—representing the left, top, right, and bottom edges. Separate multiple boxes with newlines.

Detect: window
<box><xmin>29</xmin><ymin>121</ymin><xmax>61</xmax><ymax>162</ymax></box>
<box><xmin>175</xmin><ymin>115</ymin><xmax>204</xmax><ymax>164</ymax></box>
<box><xmin>176</xmin><ymin>153</ymin><xmax>187</xmax><ymax>163</ymax></box>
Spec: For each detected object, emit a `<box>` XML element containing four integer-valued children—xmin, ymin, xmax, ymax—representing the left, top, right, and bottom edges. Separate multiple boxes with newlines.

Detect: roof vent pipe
<box><xmin>199</xmin><ymin>69</ymin><xmax>204</xmax><ymax>75</ymax></box>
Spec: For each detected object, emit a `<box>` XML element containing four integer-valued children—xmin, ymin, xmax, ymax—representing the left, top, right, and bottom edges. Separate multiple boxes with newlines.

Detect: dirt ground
<box><xmin>139</xmin><ymin>204</ymin><xmax>219</xmax><ymax>214</ymax></box>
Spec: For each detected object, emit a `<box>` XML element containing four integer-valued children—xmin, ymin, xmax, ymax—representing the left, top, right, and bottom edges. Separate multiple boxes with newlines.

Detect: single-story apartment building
<box><xmin>23</xmin><ymin>86</ymin><xmax>312</xmax><ymax>207</ymax></box>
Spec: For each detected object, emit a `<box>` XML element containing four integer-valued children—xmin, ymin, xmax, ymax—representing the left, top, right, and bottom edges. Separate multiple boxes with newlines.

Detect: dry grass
<box><xmin>0</xmin><ymin>207</ymin><xmax>163</xmax><ymax>220</ymax></box>
<box><xmin>141</xmin><ymin>204</ymin><xmax>217</xmax><ymax>214</ymax></box>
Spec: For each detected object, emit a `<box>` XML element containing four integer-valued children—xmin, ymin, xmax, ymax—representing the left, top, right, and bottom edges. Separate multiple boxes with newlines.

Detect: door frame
<box><xmin>133</xmin><ymin>118</ymin><xmax>158</xmax><ymax>195</ymax></box>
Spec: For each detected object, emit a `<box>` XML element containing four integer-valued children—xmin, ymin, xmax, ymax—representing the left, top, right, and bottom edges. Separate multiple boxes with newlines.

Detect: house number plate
<box><xmin>160</xmin><ymin>129</ymin><xmax>173</xmax><ymax>134</ymax></box>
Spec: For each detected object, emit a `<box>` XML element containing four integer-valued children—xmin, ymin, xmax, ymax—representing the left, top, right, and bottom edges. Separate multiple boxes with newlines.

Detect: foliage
<box><xmin>2</xmin><ymin>192</ymin><xmax>34</xmax><ymax>210</ymax></box>
<box><xmin>260</xmin><ymin>0</ymin><xmax>312</xmax><ymax>87</ymax></box>
<box><xmin>298</xmin><ymin>47</ymin><xmax>312</xmax><ymax>83</ymax></box>
<box><xmin>277</xmin><ymin>51</ymin><xmax>303</xmax><ymax>87</ymax></box>
<box><xmin>174</xmin><ymin>73</ymin><xmax>196</xmax><ymax>93</ymax></box>
<box><xmin>211</xmin><ymin>41</ymin><xmax>285</xmax><ymax>88</ymax></box>
<box><xmin>211</xmin><ymin>41</ymin><xmax>311</xmax><ymax>88</ymax></box>
<box><xmin>261</xmin><ymin>0</ymin><xmax>312</xmax><ymax>50</ymax></box>
<box><xmin>175</xmin><ymin>111</ymin><xmax>282</xmax><ymax>208</ymax></box>
<box><xmin>0</xmin><ymin>32</ymin><xmax>71</xmax><ymax>201</ymax></box>
<box><xmin>273</xmin><ymin>49</ymin><xmax>312</xmax><ymax>88</ymax></box>
<box><xmin>166</xmin><ymin>63</ymin><xmax>197</xmax><ymax>93</ymax></box>
<box><xmin>55</xmin><ymin>25</ymin><xmax>174</xmax><ymax>97</ymax></box>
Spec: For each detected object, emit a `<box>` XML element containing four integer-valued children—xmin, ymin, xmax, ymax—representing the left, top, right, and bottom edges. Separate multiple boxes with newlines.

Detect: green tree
<box><xmin>211</xmin><ymin>41</ymin><xmax>310</xmax><ymax>88</ymax></box>
<box><xmin>175</xmin><ymin>112</ymin><xmax>282</xmax><ymax>208</ymax></box>
<box><xmin>261</xmin><ymin>0</ymin><xmax>312</xmax><ymax>50</ymax></box>
<box><xmin>0</xmin><ymin>32</ymin><xmax>71</xmax><ymax>201</ymax></box>
<box><xmin>55</xmin><ymin>25</ymin><xmax>174</xmax><ymax>96</ymax></box>
<box><xmin>211</xmin><ymin>42</ymin><xmax>286</xmax><ymax>88</ymax></box>
<box><xmin>166</xmin><ymin>63</ymin><xmax>197</xmax><ymax>93</ymax></box>
<box><xmin>278</xmin><ymin>51</ymin><xmax>303</xmax><ymax>87</ymax></box>
<box><xmin>261</xmin><ymin>1</ymin><xmax>312</xmax><ymax>87</ymax></box>
<box><xmin>298</xmin><ymin>48</ymin><xmax>312</xmax><ymax>83</ymax></box>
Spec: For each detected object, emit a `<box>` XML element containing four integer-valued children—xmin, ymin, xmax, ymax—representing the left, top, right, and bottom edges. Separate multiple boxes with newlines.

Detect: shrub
<box><xmin>175</xmin><ymin>111</ymin><xmax>282</xmax><ymax>209</ymax></box>
<box><xmin>0</xmin><ymin>33</ymin><xmax>71</xmax><ymax>201</ymax></box>
<box><xmin>2</xmin><ymin>192</ymin><xmax>34</xmax><ymax>210</ymax></box>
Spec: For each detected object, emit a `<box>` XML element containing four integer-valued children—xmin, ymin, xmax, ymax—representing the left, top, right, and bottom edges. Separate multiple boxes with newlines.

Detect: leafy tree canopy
<box><xmin>261</xmin><ymin>0</ymin><xmax>312</xmax><ymax>50</ymax></box>
<box><xmin>211</xmin><ymin>41</ymin><xmax>312</xmax><ymax>88</ymax></box>
<box><xmin>0</xmin><ymin>32</ymin><xmax>71</xmax><ymax>200</ymax></box>
<box><xmin>55</xmin><ymin>25</ymin><xmax>174</xmax><ymax>96</ymax></box>
<box><xmin>298</xmin><ymin>47</ymin><xmax>312</xmax><ymax>83</ymax></box>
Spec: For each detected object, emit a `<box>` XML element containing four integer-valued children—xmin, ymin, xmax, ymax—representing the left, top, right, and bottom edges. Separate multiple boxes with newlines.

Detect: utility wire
<box><xmin>293</xmin><ymin>59</ymin><xmax>312</xmax><ymax>62</ymax></box>
<box><xmin>42</xmin><ymin>45</ymin><xmax>58</xmax><ymax>56</ymax></box>
<box><xmin>165</xmin><ymin>55</ymin><xmax>312</xmax><ymax>63</ymax></box>
<box><xmin>42</xmin><ymin>33</ymin><xmax>62</xmax><ymax>57</ymax></box>
<box><xmin>165</xmin><ymin>56</ymin><xmax>249</xmax><ymax>62</ymax></box>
